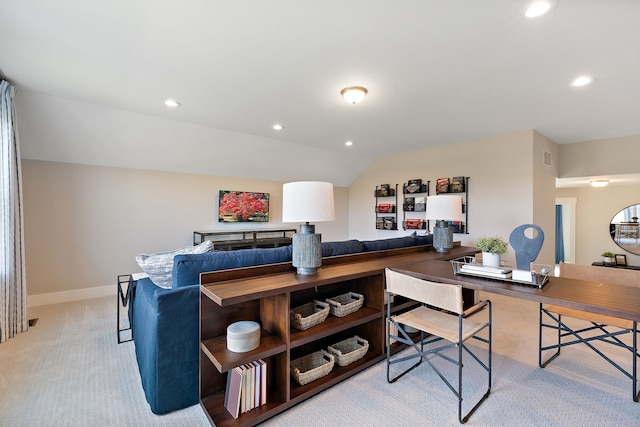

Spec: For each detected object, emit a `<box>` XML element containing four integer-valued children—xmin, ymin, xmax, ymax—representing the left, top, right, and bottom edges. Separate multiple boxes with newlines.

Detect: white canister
<box><xmin>226</xmin><ymin>321</ymin><xmax>261</xmax><ymax>353</ymax></box>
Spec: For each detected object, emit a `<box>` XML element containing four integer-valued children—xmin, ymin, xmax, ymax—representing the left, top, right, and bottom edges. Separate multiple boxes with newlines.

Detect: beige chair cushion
<box><xmin>393</xmin><ymin>306</ymin><xmax>487</xmax><ymax>343</ymax></box>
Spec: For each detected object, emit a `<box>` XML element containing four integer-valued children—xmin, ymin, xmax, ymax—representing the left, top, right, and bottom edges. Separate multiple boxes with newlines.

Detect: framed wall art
<box><xmin>218</xmin><ymin>190</ymin><xmax>269</xmax><ymax>223</ymax></box>
<box><xmin>615</xmin><ymin>253</ymin><xmax>627</xmax><ymax>266</ymax></box>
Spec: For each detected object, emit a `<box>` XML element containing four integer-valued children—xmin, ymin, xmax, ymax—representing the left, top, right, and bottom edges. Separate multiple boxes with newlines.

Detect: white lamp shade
<box><xmin>426</xmin><ymin>195</ymin><xmax>463</xmax><ymax>221</ymax></box>
<box><xmin>282</xmin><ymin>181</ymin><xmax>336</xmax><ymax>223</ymax></box>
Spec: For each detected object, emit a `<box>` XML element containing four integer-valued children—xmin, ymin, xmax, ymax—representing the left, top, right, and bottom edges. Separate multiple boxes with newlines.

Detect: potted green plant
<box><xmin>601</xmin><ymin>251</ymin><xmax>615</xmax><ymax>264</ymax></box>
<box><xmin>476</xmin><ymin>236</ymin><xmax>508</xmax><ymax>267</ymax></box>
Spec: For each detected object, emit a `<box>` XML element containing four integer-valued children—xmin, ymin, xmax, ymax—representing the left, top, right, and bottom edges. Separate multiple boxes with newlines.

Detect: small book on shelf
<box><xmin>224</xmin><ymin>366</ymin><xmax>243</xmax><ymax>419</ymax></box>
<box><xmin>258</xmin><ymin>359</ymin><xmax>267</xmax><ymax>406</ymax></box>
<box><xmin>225</xmin><ymin>359</ymin><xmax>268</xmax><ymax>419</ymax></box>
<box><xmin>403</xmin><ymin>197</ymin><xmax>415</xmax><ymax>211</ymax></box>
<box><xmin>384</xmin><ymin>217</ymin><xmax>395</xmax><ymax>230</ymax></box>
<box><xmin>451</xmin><ymin>176</ymin><xmax>465</xmax><ymax>192</ymax></box>
<box><xmin>405</xmin><ymin>179</ymin><xmax>422</xmax><ymax>194</ymax></box>
<box><xmin>436</xmin><ymin>178</ymin><xmax>450</xmax><ymax>194</ymax></box>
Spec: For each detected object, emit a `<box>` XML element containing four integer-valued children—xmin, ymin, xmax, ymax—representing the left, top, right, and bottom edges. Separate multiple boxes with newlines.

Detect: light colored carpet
<box><xmin>0</xmin><ymin>296</ymin><xmax>209</xmax><ymax>427</ymax></box>
<box><xmin>0</xmin><ymin>292</ymin><xmax>637</xmax><ymax>426</ymax></box>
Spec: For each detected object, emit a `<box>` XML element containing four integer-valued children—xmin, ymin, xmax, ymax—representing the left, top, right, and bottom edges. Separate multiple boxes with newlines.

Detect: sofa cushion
<box><xmin>322</xmin><ymin>239</ymin><xmax>365</xmax><ymax>256</ymax></box>
<box><xmin>361</xmin><ymin>236</ymin><xmax>418</xmax><ymax>252</ymax></box>
<box><xmin>413</xmin><ymin>234</ymin><xmax>434</xmax><ymax>246</ymax></box>
<box><xmin>172</xmin><ymin>245</ymin><xmax>293</xmax><ymax>288</ymax></box>
<box><xmin>135</xmin><ymin>241</ymin><xmax>214</xmax><ymax>288</ymax></box>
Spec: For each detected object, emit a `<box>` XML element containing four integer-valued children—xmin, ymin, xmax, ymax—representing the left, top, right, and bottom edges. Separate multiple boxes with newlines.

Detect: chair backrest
<box><xmin>385</xmin><ymin>268</ymin><xmax>464</xmax><ymax>314</ymax></box>
<box><xmin>559</xmin><ymin>262</ymin><xmax>640</xmax><ymax>289</ymax></box>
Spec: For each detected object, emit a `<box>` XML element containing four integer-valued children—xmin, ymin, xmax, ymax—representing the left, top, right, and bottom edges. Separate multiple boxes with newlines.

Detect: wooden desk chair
<box><xmin>385</xmin><ymin>268</ymin><xmax>492</xmax><ymax>424</ymax></box>
<box><xmin>538</xmin><ymin>262</ymin><xmax>640</xmax><ymax>401</ymax></box>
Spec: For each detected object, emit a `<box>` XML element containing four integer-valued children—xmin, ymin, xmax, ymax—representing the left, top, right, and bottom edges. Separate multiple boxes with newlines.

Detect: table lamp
<box><xmin>282</xmin><ymin>181</ymin><xmax>335</xmax><ymax>275</ymax></box>
<box><xmin>426</xmin><ymin>195</ymin><xmax>463</xmax><ymax>253</ymax></box>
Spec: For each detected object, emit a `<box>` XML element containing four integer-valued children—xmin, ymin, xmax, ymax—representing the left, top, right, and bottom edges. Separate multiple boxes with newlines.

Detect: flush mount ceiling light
<box><xmin>345</xmin><ymin>140</ymin><xmax>353</xmax><ymax>147</ymax></box>
<box><xmin>590</xmin><ymin>180</ymin><xmax>609</xmax><ymax>187</ymax></box>
<box><xmin>164</xmin><ymin>99</ymin><xmax>181</xmax><ymax>108</ymax></box>
<box><xmin>570</xmin><ymin>76</ymin><xmax>593</xmax><ymax>87</ymax></box>
<box><xmin>272</xmin><ymin>124</ymin><xmax>284</xmax><ymax>130</ymax></box>
<box><xmin>525</xmin><ymin>0</ymin><xmax>557</xmax><ymax>18</ymax></box>
<box><xmin>340</xmin><ymin>86</ymin><xmax>368</xmax><ymax>104</ymax></box>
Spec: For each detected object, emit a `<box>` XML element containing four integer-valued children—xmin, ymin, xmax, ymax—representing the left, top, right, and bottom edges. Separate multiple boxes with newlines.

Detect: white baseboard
<box><xmin>29</xmin><ymin>285</ymin><xmax>113</xmax><ymax>307</ymax></box>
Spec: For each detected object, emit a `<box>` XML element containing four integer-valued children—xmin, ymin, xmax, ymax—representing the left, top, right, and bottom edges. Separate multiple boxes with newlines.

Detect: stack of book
<box><xmin>459</xmin><ymin>263</ymin><xmax>512</xmax><ymax>279</ymax></box>
<box><xmin>224</xmin><ymin>359</ymin><xmax>267</xmax><ymax>419</ymax></box>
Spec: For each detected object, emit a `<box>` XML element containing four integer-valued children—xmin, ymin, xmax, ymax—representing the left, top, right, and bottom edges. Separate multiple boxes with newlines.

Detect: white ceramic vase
<box><xmin>482</xmin><ymin>252</ymin><xmax>501</xmax><ymax>268</ymax></box>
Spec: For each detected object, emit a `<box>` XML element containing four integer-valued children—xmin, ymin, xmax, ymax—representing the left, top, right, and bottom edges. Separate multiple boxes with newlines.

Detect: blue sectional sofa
<box><xmin>130</xmin><ymin>235</ymin><xmax>432</xmax><ymax>414</ymax></box>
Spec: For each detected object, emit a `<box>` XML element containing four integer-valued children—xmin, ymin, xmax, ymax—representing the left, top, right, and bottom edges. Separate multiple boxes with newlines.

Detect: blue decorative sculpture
<box><xmin>509</xmin><ymin>224</ymin><xmax>544</xmax><ymax>270</ymax></box>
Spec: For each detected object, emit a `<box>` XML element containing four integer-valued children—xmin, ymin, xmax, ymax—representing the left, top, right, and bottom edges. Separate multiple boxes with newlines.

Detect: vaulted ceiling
<box><xmin>2</xmin><ymin>1</ymin><xmax>639</xmax><ymax>185</ymax></box>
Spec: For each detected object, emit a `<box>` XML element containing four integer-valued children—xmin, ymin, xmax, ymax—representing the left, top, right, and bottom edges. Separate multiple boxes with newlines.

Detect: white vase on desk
<box><xmin>482</xmin><ymin>252</ymin><xmax>501</xmax><ymax>268</ymax></box>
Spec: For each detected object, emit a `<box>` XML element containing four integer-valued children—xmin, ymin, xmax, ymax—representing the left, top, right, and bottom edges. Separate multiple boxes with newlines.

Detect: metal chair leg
<box><xmin>539</xmin><ymin>304</ymin><xmax>561</xmax><ymax>368</ymax></box>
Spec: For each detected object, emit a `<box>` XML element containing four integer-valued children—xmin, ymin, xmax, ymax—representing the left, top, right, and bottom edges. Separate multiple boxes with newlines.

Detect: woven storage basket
<box><xmin>290</xmin><ymin>300</ymin><xmax>330</xmax><ymax>331</ymax></box>
<box><xmin>326</xmin><ymin>292</ymin><xmax>364</xmax><ymax>317</ymax></box>
<box><xmin>290</xmin><ymin>350</ymin><xmax>335</xmax><ymax>385</ymax></box>
<box><xmin>327</xmin><ymin>335</ymin><xmax>369</xmax><ymax>366</ymax></box>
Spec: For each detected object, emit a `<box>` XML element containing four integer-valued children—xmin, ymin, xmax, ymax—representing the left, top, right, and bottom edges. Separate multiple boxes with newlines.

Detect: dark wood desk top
<box><xmin>392</xmin><ymin>259</ymin><xmax>640</xmax><ymax>322</ymax></box>
<box><xmin>201</xmin><ymin>245</ymin><xmax>479</xmax><ymax>306</ymax></box>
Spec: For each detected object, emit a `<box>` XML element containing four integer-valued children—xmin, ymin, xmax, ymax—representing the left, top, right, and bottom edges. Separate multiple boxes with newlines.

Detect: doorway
<box><xmin>555</xmin><ymin>197</ymin><xmax>576</xmax><ymax>264</ymax></box>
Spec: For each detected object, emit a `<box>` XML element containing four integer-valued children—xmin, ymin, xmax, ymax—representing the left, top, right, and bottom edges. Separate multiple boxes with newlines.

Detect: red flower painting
<box><xmin>218</xmin><ymin>191</ymin><xmax>269</xmax><ymax>222</ymax></box>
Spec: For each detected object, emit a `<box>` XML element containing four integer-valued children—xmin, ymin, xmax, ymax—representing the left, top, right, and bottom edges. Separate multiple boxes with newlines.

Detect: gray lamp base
<box><xmin>433</xmin><ymin>220</ymin><xmax>453</xmax><ymax>253</ymax></box>
<box><xmin>292</xmin><ymin>223</ymin><xmax>322</xmax><ymax>275</ymax></box>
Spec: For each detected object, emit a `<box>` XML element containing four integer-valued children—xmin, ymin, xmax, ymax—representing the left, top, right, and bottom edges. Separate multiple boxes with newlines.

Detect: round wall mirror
<box><xmin>610</xmin><ymin>204</ymin><xmax>640</xmax><ymax>255</ymax></box>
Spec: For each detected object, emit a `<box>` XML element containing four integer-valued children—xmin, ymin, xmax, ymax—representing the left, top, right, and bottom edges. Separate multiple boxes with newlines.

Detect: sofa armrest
<box><xmin>132</xmin><ymin>278</ymin><xmax>200</xmax><ymax>414</ymax></box>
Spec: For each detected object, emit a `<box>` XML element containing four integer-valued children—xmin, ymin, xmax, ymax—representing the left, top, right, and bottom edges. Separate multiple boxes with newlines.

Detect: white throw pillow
<box><xmin>135</xmin><ymin>240</ymin><xmax>214</xmax><ymax>288</ymax></box>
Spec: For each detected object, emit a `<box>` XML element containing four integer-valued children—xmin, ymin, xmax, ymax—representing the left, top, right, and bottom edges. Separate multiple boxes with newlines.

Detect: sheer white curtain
<box><xmin>1</xmin><ymin>79</ymin><xmax>28</xmax><ymax>343</ymax></box>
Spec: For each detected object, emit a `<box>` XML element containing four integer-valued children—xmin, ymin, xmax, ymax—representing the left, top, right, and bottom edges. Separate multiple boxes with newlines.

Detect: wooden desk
<box><xmin>392</xmin><ymin>259</ymin><xmax>640</xmax><ymax>322</ymax></box>
<box><xmin>394</xmin><ymin>259</ymin><xmax>640</xmax><ymax>402</ymax></box>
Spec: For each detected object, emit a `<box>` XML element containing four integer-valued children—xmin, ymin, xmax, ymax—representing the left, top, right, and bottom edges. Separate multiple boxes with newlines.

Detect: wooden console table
<box><xmin>198</xmin><ymin>245</ymin><xmax>478</xmax><ymax>427</ymax></box>
<box><xmin>193</xmin><ymin>229</ymin><xmax>296</xmax><ymax>250</ymax></box>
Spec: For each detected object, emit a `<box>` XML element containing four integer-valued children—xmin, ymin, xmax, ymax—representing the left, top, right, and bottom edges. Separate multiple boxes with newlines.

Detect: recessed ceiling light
<box><xmin>570</xmin><ymin>76</ymin><xmax>593</xmax><ymax>87</ymax></box>
<box><xmin>345</xmin><ymin>141</ymin><xmax>353</xmax><ymax>147</ymax></box>
<box><xmin>164</xmin><ymin>99</ymin><xmax>181</xmax><ymax>108</ymax></box>
<box><xmin>524</xmin><ymin>1</ymin><xmax>556</xmax><ymax>18</ymax></box>
<box><xmin>272</xmin><ymin>124</ymin><xmax>284</xmax><ymax>130</ymax></box>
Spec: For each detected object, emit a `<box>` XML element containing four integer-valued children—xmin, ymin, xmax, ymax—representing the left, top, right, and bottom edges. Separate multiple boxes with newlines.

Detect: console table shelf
<box><xmin>199</xmin><ymin>245</ymin><xmax>479</xmax><ymax>427</ymax></box>
<box><xmin>201</xmin><ymin>332</ymin><xmax>287</xmax><ymax>373</ymax></box>
<box><xmin>193</xmin><ymin>229</ymin><xmax>296</xmax><ymax>250</ymax></box>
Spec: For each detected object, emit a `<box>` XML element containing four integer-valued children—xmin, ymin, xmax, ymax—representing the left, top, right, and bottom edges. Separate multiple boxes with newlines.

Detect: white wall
<box><xmin>22</xmin><ymin>160</ymin><xmax>349</xmax><ymax>298</ymax></box>
<box><xmin>533</xmin><ymin>131</ymin><xmax>560</xmax><ymax>264</ymax></box>
<box><xmin>559</xmin><ymin>134</ymin><xmax>640</xmax><ymax>177</ymax></box>
<box><xmin>555</xmin><ymin>185</ymin><xmax>640</xmax><ymax>266</ymax></box>
<box><xmin>348</xmin><ymin>130</ymin><xmax>558</xmax><ymax>267</ymax></box>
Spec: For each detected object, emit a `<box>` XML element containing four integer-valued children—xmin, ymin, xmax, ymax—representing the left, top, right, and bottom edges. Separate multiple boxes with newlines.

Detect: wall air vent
<box><xmin>543</xmin><ymin>150</ymin><xmax>552</xmax><ymax>167</ymax></box>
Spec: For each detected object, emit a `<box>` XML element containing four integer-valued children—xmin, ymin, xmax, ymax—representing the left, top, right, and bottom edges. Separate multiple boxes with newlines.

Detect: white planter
<box><xmin>482</xmin><ymin>252</ymin><xmax>501</xmax><ymax>268</ymax></box>
<box><xmin>603</xmin><ymin>257</ymin><xmax>614</xmax><ymax>264</ymax></box>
